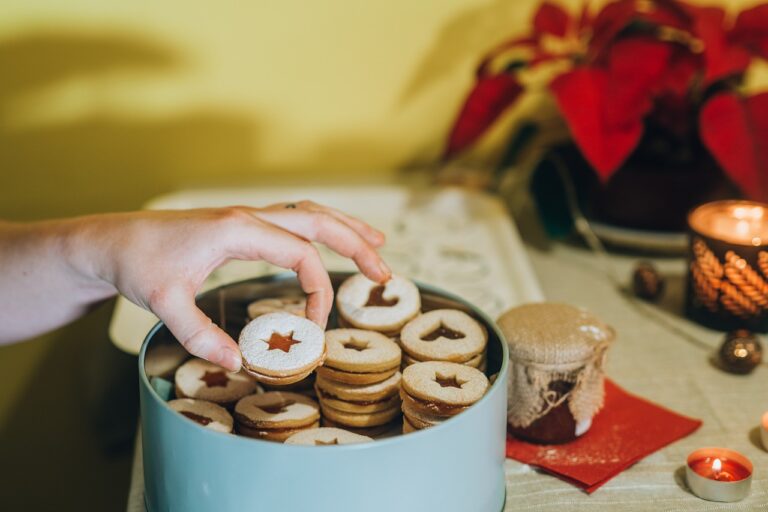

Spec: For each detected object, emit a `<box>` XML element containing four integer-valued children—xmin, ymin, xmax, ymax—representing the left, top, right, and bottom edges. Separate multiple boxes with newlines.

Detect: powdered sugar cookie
<box><xmin>336</xmin><ymin>274</ymin><xmax>420</xmax><ymax>335</ymax></box>
<box><xmin>168</xmin><ymin>398</ymin><xmax>234</xmax><ymax>433</ymax></box>
<box><xmin>400</xmin><ymin>309</ymin><xmax>486</xmax><ymax>364</ymax></box>
<box><xmin>284</xmin><ymin>427</ymin><xmax>372</xmax><ymax>446</ymax></box>
<box><xmin>239</xmin><ymin>312</ymin><xmax>326</xmax><ymax>384</ymax></box>
<box><xmin>174</xmin><ymin>358</ymin><xmax>262</xmax><ymax>407</ymax></box>
<box><xmin>247</xmin><ymin>297</ymin><xmax>306</xmax><ymax>320</ymax></box>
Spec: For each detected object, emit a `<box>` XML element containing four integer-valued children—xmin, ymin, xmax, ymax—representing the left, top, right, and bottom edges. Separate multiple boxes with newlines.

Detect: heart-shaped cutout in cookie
<box><xmin>421</xmin><ymin>323</ymin><xmax>465</xmax><ymax>341</ymax></box>
<box><xmin>364</xmin><ymin>285</ymin><xmax>399</xmax><ymax>307</ymax></box>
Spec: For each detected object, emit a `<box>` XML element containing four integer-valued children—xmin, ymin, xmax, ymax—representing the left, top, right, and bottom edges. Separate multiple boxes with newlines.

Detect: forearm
<box><xmin>0</xmin><ymin>218</ymin><xmax>116</xmax><ymax>344</ymax></box>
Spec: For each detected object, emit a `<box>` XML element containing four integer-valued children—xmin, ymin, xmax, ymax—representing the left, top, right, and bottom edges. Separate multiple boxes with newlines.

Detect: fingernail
<box><xmin>378</xmin><ymin>260</ymin><xmax>391</xmax><ymax>281</ymax></box>
<box><xmin>220</xmin><ymin>348</ymin><xmax>242</xmax><ymax>372</ymax></box>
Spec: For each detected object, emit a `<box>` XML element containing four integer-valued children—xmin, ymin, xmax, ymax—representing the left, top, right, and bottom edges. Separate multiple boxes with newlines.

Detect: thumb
<box><xmin>150</xmin><ymin>287</ymin><xmax>242</xmax><ymax>372</ymax></box>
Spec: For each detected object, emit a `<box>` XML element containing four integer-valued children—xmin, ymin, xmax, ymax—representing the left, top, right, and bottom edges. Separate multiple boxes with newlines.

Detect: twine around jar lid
<box><xmin>497</xmin><ymin>302</ymin><xmax>615</xmax><ymax>429</ymax></box>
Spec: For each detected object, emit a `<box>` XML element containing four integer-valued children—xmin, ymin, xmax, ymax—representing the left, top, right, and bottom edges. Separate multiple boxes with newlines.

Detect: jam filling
<box><xmin>259</xmin><ymin>400</ymin><xmax>296</xmax><ymax>414</ymax></box>
<box><xmin>315</xmin><ymin>438</ymin><xmax>339</xmax><ymax>445</ymax></box>
<box><xmin>200</xmin><ymin>370</ymin><xmax>229</xmax><ymax>388</ymax></box>
<box><xmin>421</xmin><ymin>323</ymin><xmax>465</xmax><ymax>341</ymax></box>
<box><xmin>434</xmin><ymin>372</ymin><xmax>465</xmax><ymax>389</ymax></box>
<box><xmin>181</xmin><ymin>411</ymin><xmax>214</xmax><ymax>426</ymax></box>
<box><xmin>265</xmin><ymin>331</ymin><xmax>301</xmax><ymax>352</ymax></box>
<box><xmin>364</xmin><ymin>285</ymin><xmax>399</xmax><ymax>307</ymax></box>
<box><xmin>403</xmin><ymin>392</ymin><xmax>467</xmax><ymax>415</ymax></box>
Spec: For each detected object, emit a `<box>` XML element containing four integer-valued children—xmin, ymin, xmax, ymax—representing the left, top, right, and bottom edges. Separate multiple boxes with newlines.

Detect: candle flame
<box><xmin>713</xmin><ymin>458</ymin><xmax>722</xmax><ymax>473</ymax></box>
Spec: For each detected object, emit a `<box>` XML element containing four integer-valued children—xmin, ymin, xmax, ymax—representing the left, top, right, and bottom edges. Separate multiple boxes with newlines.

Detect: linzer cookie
<box><xmin>239</xmin><ymin>312</ymin><xmax>326</xmax><ymax>385</ymax></box>
<box><xmin>336</xmin><ymin>273</ymin><xmax>420</xmax><ymax>335</ymax></box>
<box><xmin>247</xmin><ymin>296</ymin><xmax>306</xmax><ymax>320</ymax></box>
<box><xmin>315</xmin><ymin>371</ymin><xmax>402</xmax><ymax>430</ymax></box>
<box><xmin>316</xmin><ymin>329</ymin><xmax>401</xmax><ymax>385</ymax></box>
<box><xmin>174</xmin><ymin>358</ymin><xmax>262</xmax><ymax>407</ymax></box>
<box><xmin>234</xmin><ymin>391</ymin><xmax>320</xmax><ymax>441</ymax></box>
<box><xmin>168</xmin><ymin>398</ymin><xmax>234</xmax><ymax>433</ymax></box>
<box><xmin>284</xmin><ymin>427</ymin><xmax>373</xmax><ymax>446</ymax></box>
<box><xmin>400</xmin><ymin>309</ymin><xmax>487</xmax><ymax>369</ymax></box>
<box><xmin>400</xmin><ymin>361</ymin><xmax>488</xmax><ymax>433</ymax></box>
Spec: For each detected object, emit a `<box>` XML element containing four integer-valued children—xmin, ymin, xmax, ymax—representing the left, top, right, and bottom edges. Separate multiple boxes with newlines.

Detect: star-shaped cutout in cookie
<box><xmin>200</xmin><ymin>370</ymin><xmax>229</xmax><ymax>388</ymax></box>
<box><xmin>364</xmin><ymin>285</ymin><xmax>399</xmax><ymax>307</ymax></box>
<box><xmin>265</xmin><ymin>331</ymin><xmax>301</xmax><ymax>353</ymax></box>
<box><xmin>434</xmin><ymin>373</ymin><xmax>465</xmax><ymax>389</ymax></box>
<box><xmin>421</xmin><ymin>323</ymin><xmax>465</xmax><ymax>341</ymax></box>
<box><xmin>315</xmin><ymin>438</ymin><xmax>339</xmax><ymax>446</ymax></box>
<box><xmin>342</xmin><ymin>338</ymin><xmax>370</xmax><ymax>352</ymax></box>
<box><xmin>259</xmin><ymin>400</ymin><xmax>296</xmax><ymax>414</ymax></box>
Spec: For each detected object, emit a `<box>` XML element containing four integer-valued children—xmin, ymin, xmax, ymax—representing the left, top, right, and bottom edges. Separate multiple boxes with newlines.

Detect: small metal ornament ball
<box><xmin>632</xmin><ymin>261</ymin><xmax>664</xmax><ymax>301</ymax></box>
<box><xmin>718</xmin><ymin>330</ymin><xmax>763</xmax><ymax>374</ymax></box>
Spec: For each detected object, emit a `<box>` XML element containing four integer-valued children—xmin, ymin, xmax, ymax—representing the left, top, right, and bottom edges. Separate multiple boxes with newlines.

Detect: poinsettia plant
<box><xmin>445</xmin><ymin>0</ymin><xmax>768</xmax><ymax>200</ymax></box>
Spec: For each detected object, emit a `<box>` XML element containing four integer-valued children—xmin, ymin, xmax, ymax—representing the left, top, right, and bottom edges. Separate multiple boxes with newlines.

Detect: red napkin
<box><xmin>506</xmin><ymin>379</ymin><xmax>702</xmax><ymax>493</ymax></box>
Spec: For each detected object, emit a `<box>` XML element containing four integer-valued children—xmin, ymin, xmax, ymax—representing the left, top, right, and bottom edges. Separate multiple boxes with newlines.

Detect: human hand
<box><xmin>70</xmin><ymin>201</ymin><xmax>389</xmax><ymax>371</ymax></box>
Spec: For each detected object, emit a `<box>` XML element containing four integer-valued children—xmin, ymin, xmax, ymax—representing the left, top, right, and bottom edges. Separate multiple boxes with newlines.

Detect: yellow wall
<box><xmin>0</xmin><ymin>0</ymin><xmax>550</xmax><ymax>220</ymax></box>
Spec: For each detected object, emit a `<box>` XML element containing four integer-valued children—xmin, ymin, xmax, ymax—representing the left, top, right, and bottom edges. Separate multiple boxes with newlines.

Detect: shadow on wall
<box><xmin>0</xmin><ymin>30</ymin><xmax>260</xmax><ymax>220</ymax></box>
<box><xmin>398</xmin><ymin>0</ymin><xmax>525</xmax><ymax>106</ymax></box>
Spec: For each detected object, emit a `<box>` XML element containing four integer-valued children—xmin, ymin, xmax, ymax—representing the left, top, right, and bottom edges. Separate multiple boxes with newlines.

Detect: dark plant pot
<box><xmin>531</xmin><ymin>140</ymin><xmax>742</xmax><ymax>236</ymax></box>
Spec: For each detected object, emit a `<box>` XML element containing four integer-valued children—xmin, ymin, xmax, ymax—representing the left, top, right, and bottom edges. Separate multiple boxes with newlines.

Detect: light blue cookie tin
<box><xmin>139</xmin><ymin>272</ymin><xmax>508</xmax><ymax>512</ymax></box>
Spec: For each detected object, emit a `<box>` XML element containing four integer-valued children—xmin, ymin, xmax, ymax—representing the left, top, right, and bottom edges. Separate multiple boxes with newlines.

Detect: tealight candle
<box><xmin>686</xmin><ymin>448</ymin><xmax>753</xmax><ymax>502</ymax></box>
<box><xmin>686</xmin><ymin>200</ymin><xmax>768</xmax><ymax>331</ymax></box>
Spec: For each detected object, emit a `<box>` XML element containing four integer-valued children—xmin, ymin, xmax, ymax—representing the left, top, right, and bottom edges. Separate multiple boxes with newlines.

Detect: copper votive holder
<box><xmin>686</xmin><ymin>200</ymin><xmax>768</xmax><ymax>332</ymax></box>
<box><xmin>686</xmin><ymin>448</ymin><xmax>753</xmax><ymax>502</ymax></box>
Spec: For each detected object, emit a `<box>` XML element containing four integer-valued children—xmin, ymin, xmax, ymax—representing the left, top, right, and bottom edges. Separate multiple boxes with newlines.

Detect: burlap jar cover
<box><xmin>497</xmin><ymin>303</ymin><xmax>615</xmax><ymax>429</ymax></box>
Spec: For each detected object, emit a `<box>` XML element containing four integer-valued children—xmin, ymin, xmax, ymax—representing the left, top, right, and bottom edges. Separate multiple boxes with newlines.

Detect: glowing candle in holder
<box><xmin>686</xmin><ymin>448</ymin><xmax>753</xmax><ymax>502</ymax></box>
<box><xmin>687</xmin><ymin>200</ymin><xmax>768</xmax><ymax>331</ymax></box>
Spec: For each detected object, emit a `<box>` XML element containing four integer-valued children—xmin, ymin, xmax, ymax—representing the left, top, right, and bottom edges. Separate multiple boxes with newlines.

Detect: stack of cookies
<box><xmin>400</xmin><ymin>361</ymin><xmax>489</xmax><ymax>433</ymax></box>
<box><xmin>315</xmin><ymin>329</ymin><xmax>402</xmax><ymax>434</ymax></box>
<box><xmin>247</xmin><ymin>296</ymin><xmax>306</xmax><ymax>320</ymax></box>
<box><xmin>234</xmin><ymin>391</ymin><xmax>320</xmax><ymax>441</ymax></box>
<box><xmin>239</xmin><ymin>312</ymin><xmax>326</xmax><ymax>385</ymax></box>
<box><xmin>400</xmin><ymin>309</ymin><xmax>487</xmax><ymax>371</ymax></box>
<box><xmin>174</xmin><ymin>358</ymin><xmax>262</xmax><ymax>408</ymax></box>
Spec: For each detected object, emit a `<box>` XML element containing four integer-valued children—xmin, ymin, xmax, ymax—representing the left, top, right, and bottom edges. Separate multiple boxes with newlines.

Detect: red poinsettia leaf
<box><xmin>604</xmin><ymin>37</ymin><xmax>673</xmax><ymax>127</ymax></box>
<box><xmin>533</xmin><ymin>2</ymin><xmax>571</xmax><ymax>38</ymax></box>
<box><xmin>550</xmin><ymin>68</ymin><xmax>643</xmax><ymax>179</ymax></box>
<box><xmin>577</xmin><ymin>2</ymin><xmax>592</xmax><ymax>32</ymax></box>
<box><xmin>588</xmin><ymin>0</ymin><xmax>638</xmax><ymax>61</ymax></box>
<box><xmin>688</xmin><ymin>6</ymin><xmax>751</xmax><ymax>85</ymax></box>
<box><xmin>730</xmin><ymin>5</ymin><xmax>768</xmax><ymax>60</ymax></box>
<box><xmin>444</xmin><ymin>74</ymin><xmax>523</xmax><ymax>158</ymax></box>
<box><xmin>700</xmin><ymin>92</ymin><xmax>768</xmax><ymax>199</ymax></box>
